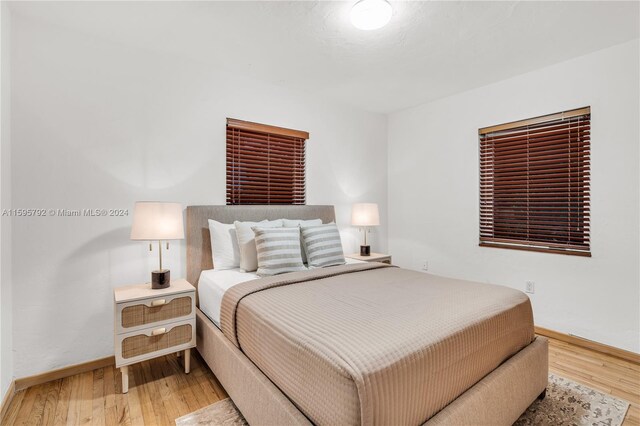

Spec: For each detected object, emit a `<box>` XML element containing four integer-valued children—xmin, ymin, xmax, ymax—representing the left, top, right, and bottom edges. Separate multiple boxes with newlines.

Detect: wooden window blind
<box><xmin>226</xmin><ymin>118</ymin><xmax>308</xmax><ymax>205</ymax></box>
<box><xmin>479</xmin><ymin>107</ymin><xmax>591</xmax><ymax>256</ymax></box>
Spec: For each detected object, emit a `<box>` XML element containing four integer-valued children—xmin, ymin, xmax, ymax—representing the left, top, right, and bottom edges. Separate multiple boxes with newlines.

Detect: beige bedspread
<box><xmin>220</xmin><ymin>263</ymin><xmax>534</xmax><ymax>425</ymax></box>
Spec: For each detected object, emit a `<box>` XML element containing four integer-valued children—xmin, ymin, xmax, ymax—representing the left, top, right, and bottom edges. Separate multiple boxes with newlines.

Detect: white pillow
<box><xmin>208</xmin><ymin>219</ymin><xmax>240</xmax><ymax>270</ymax></box>
<box><xmin>235</xmin><ymin>219</ymin><xmax>283</xmax><ymax>272</ymax></box>
<box><xmin>282</xmin><ymin>218</ymin><xmax>322</xmax><ymax>264</ymax></box>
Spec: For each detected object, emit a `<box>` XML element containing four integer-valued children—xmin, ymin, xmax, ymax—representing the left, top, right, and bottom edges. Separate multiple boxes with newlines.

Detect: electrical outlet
<box><xmin>422</xmin><ymin>260</ymin><xmax>429</xmax><ymax>271</ymax></box>
<box><xmin>525</xmin><ymin>281</ymin><xmax>535</xmax><ymax>294</ymax></box>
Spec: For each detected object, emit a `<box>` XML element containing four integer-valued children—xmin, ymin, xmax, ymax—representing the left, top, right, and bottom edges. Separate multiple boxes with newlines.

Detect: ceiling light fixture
<box><xmin>350</xmin><ymin>0</ymin><xmax>393</xmax><ymax>31</ymax></box>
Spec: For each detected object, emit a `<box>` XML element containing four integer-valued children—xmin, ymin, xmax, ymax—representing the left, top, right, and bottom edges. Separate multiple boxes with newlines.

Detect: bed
<box><xmin>187</xmin><ymin>205</ymin><xmax>548</xmax><ymax>426</ymax></box>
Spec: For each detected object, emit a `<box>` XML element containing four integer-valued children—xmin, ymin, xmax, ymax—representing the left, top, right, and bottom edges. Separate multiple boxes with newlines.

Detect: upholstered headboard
<box><xmin>186</xmin><ymin>205</ymin><xmax>336</xmax><ymax>291</ymax></box>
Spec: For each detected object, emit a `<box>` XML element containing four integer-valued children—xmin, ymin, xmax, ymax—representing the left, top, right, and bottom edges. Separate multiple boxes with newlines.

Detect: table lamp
<box><xmin>130</xmin><ymin>202</ymin><xmax>184</xmax><ymax>289</ymax></box>
<box><xmin>351</xmin><ymin>203</ymin><xmax>380</xmax><ymax>256</ymax></box>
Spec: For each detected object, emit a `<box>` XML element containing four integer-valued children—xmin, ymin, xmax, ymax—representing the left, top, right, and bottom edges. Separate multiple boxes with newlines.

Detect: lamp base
<box><xmin>151</xmin><ymin>270</ymin><xmax>171</xmax><ymax>289</ymax></box>
<box><xmin>360</xmin><ymin>245</ymin><xmax>371</xmax><ymax>256</ymax></box>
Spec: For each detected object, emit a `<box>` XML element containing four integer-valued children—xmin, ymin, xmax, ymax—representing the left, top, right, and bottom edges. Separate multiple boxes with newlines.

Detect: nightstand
<box><xmin>114</xmin><ymin>279</ymin><xmax>196</xmax><ymax>393</ymax></box>
<box><xmin>346</xmin><ymin>252</ymin><xmax>392</xmax><ymax>264</ymax></box>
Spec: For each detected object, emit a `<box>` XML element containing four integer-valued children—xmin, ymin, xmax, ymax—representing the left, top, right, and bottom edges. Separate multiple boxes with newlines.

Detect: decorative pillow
<box><xmin>300</xmin><ymin>223</ymin><xmax>346</xmax><ymax>268</ymax></box>
<box><xmin>208</xmin><ymin>219</ymin><xmax>240</xmax><ymax>270</ymax></box>
<box><xmin>235</xmin><ymin>219</ymin><xmax>283</xmax><ymax>272</ymax></box>
<box><xmin>253</xmin><ymin>227</ymin><xmax>306</xmax><ymax>277</ymax></box>
<box><xmin>282</xmin><ymin>218</ymin><xmax>322</xmax><ymax>264</ymax></box>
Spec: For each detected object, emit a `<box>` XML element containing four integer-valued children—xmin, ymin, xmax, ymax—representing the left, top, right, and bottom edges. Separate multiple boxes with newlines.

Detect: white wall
<box><xmin>10</xmin><ymin>13</ymin><xmax>388</xmax><ymax>378</ymax></box>
<box><xmin>388</xmin><ymin>39</ymin><xmax>640</xmax><ymax>353</ymax></box>
<box><xmin>0</xmin><ymin>0</ymin><xmax>13</xmax><ymax>398</ymax></box>
<box><xmin>8</xmin><ymin>6</ymin><xmax>638</xmax><ymax>381</ymax></box>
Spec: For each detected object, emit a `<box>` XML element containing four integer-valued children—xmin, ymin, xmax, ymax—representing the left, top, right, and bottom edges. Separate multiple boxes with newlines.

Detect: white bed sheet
<box><xmin>199</xmin><ymin>268</ymin><xmax>259</xmax><ymax>327</ymax></box>
<box><xmin>198</xmin><ymin>258</ymin><xmax>366</xmax><ymax>327</ymax></box>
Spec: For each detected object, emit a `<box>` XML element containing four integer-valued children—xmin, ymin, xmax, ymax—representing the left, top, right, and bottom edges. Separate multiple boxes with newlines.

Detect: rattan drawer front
<box><xmin>121</xmin><ymin>296</ymin><xmax>192</xmax><ymax>329</ymax></box>
<box><xmin>122</xmin><ymin>323</ymin><xmax>192</xmax><ymax>359</ymax></box>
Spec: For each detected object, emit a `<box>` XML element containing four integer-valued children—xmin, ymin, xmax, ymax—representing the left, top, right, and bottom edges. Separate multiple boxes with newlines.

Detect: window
<box><xmin>479</xmin><ymin>107</ymin><xmax>591</xmax><ymax>256</ymax></box>
<box><xmin>226</xmin><ymin>118</ymin><xmax>308</xmax><ymax>205</ymax></box>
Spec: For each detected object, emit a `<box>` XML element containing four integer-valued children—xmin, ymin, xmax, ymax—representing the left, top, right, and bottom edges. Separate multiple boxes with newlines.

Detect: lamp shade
<box><xmin>130</xmin><ymin>202</ymin><xmax>184</xmax><ymax>240</ymax></box>
<box><xmin>351</xmin><ymin>203</ymin><xmax>380</xmax><ymax>227</ymax></box>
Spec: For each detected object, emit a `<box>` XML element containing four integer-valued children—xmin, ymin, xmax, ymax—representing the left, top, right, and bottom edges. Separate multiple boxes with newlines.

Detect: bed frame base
<box><xmin>196</xmin><ymin>309</ymin><xmax>548</xmax><ymax>426</ymax></box>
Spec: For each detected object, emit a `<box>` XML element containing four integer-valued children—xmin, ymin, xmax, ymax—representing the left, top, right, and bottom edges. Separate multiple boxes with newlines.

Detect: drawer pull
<box><xmin>151</xmin><ymin>327</ymin><xmax>167</xmax><ymax>336</ymax></box>
<box><xmin>150</xmin><ymin>299</ymin><xmax>167</xmax><ymax>307</ymax></box>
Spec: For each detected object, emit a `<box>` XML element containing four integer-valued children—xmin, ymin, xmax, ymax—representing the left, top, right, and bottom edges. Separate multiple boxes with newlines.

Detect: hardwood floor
<box><xmin>547</xmin><ymin>337</ymin><xmax>640</xmax><ymax>426</ymax></box>
<box><xmin>1</xmin><ymin>337</ymin><xmax>638</xmax><ymax>425</ymax></box>
<box><xmin>1</xmin><ymin>353</ymin><xmax>227</xmax><ymax>426</ymax></box>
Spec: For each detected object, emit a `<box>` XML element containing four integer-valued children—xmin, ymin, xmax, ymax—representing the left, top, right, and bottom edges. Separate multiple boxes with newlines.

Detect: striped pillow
<box><xmin>253</xmin><ymin>227</ymin><xmax>307</xmax><ymax>277</ymax></box>
<box><xmin>282</xmin><ymin>218</ymin><xmax>322</xmax><ymax>264</ymax></box>
<box><xmin>300</xmin><ymin>223</ymin><xmax>346</xmax><ymax>268</ymax></box>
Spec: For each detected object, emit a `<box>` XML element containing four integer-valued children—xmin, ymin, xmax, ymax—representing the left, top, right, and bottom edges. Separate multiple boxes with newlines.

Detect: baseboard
<box><xmin>14</xmin><ymin>356</ymin><xmax>115</xmax><ymax>392</ymax></box>
<box><xmin>0</xmin><ymin>379</ymin><xmax>16</xmax><ymax>422</ymax></box>
<box><xmin>535</xmin><ymin>326</ymin><xmax>640</xmax><ymax>364</ymax></box>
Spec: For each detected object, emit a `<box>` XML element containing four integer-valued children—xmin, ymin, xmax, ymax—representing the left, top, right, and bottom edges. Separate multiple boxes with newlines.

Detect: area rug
<box><xmin>176</xmin><ymin>374</ymin><xmax>629</xmax><ymax>425</ymax></box>
<box><xmin>175</xmin><ymin>398</ymin><xmax>248</xmax><ymax>426</ymax></box>
<box><xmin>515</xmin><ymin>374</ymin><xmax>629</xmax><ymax>425</ymax></box>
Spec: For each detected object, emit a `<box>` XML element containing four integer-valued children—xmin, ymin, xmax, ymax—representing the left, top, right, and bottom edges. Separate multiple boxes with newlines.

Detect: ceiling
<box><xmin>9</xmin><ymin>1</ymin><xmax>640</xmax><ymax>114</ymax></box>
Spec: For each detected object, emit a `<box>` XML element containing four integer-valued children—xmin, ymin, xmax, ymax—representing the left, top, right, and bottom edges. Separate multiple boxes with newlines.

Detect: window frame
<box><xmin>478</xmin><ymin>107</ymin><xmax>591</xmax><ymax>257</ymax></box>
<box><xmin>226</xmin><ymin>118</ymin><xmax>308</xmax><ymax>206</ymax></box>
